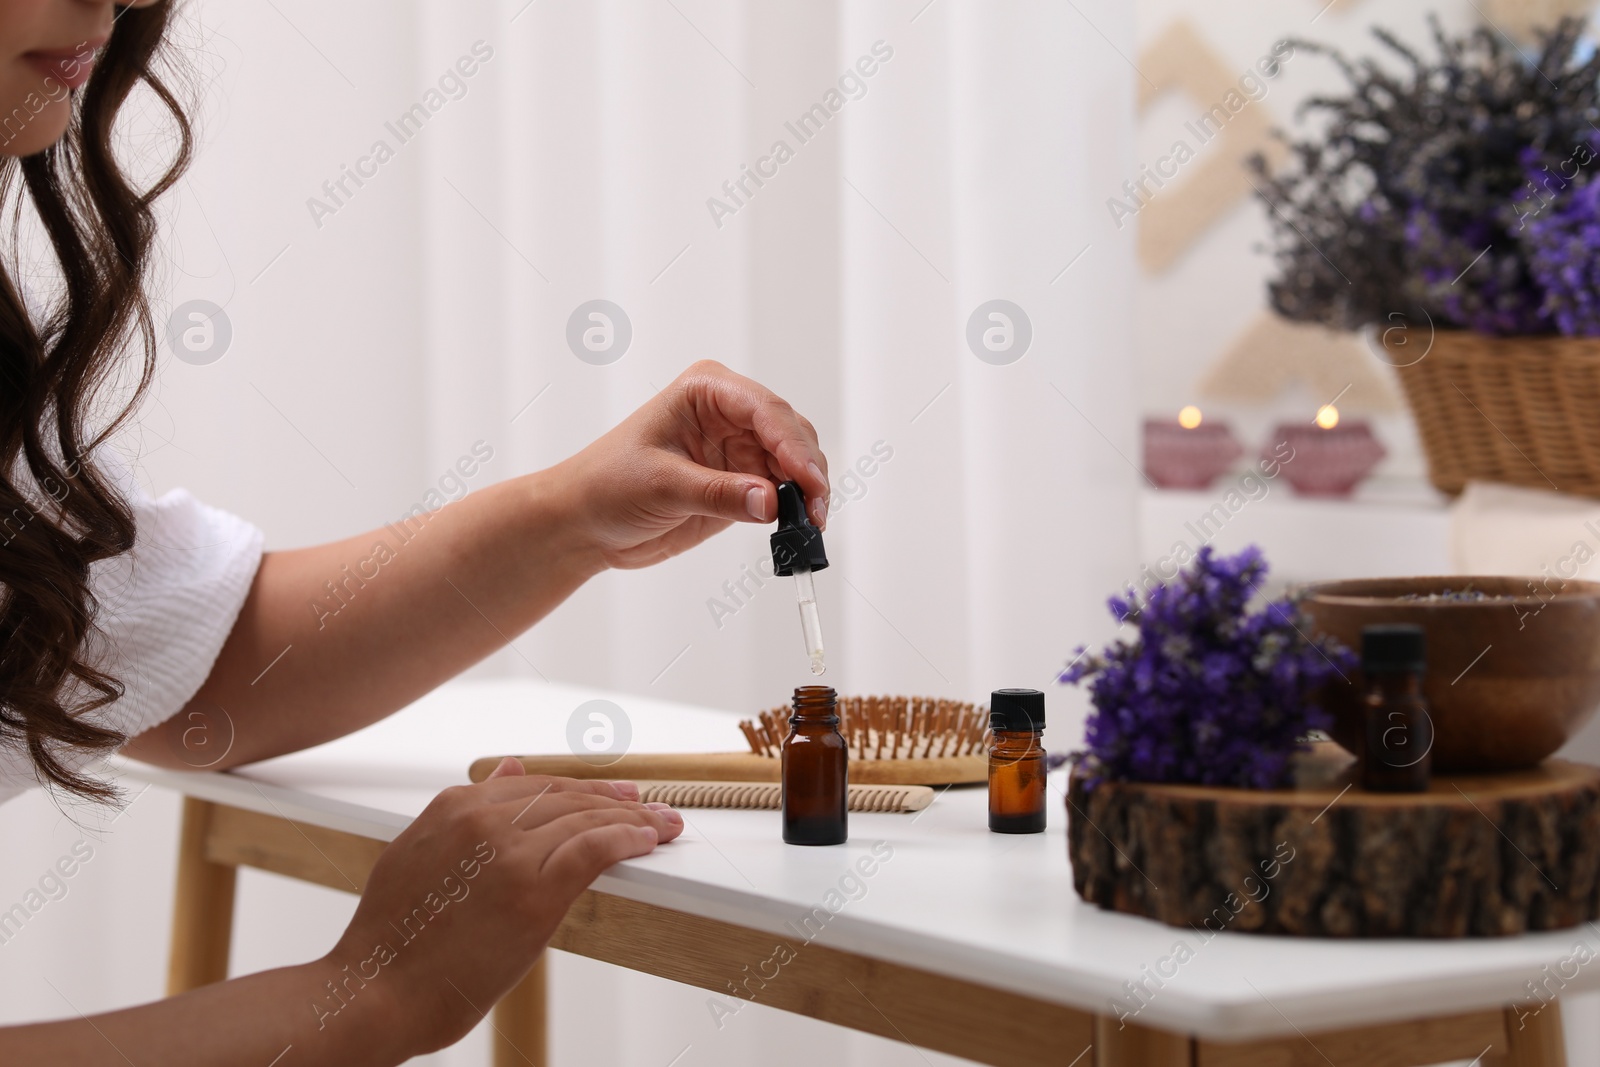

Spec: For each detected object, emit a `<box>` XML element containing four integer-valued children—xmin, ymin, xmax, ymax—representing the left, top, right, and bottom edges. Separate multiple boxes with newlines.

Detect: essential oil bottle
<box><xmin>782</xmin><ymin>685</ymin><xmax>848</xmax><ymax>845</ymax></box>
<box><xmin>1360</xmin><ymin>624</ymin><xmax>1433</xmax><ymax>793</ymax></box>
<box><xmin>988</xmin><ymin>688</ymin><xmax>1046</xmax><ymax>834</ymax></box>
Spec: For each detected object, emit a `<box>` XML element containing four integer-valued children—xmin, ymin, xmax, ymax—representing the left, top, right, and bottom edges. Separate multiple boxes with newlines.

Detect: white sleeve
<box><xmin>78</xmin><ymin>477</ymin><xmax>266</xmax><ymax>740</ymax></box>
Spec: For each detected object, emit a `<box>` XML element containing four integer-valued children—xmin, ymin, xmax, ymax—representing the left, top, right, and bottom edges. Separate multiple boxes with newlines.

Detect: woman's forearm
<box><xmin>122</xmin><ymin>361</ymin><xmax>832</xmax><ymax>771</ymax></box>
<box><xmin>124</xmin><ymin>464</ymin><xmax>605</xmax><ymax>769</ymax></box>
<box><xmin>0</xmin><ymin>957</ymin><xmax>413</xmax><ymax>1066</ymax></box>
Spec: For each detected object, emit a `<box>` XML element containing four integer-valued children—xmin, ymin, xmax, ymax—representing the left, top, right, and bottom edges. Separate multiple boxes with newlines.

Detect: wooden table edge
<box><xmin>164</xmin><ymin>795</ymin><xmax>1570</xmax><ymax>1067</ymax></box>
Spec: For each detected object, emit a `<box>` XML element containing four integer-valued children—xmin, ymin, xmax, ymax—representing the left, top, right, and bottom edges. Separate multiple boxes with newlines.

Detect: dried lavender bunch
<box><xmin>1250</xmin><ymin>16</ymin><xmax>1600</xmax><ymax>335</ymax></box>
<box><xmin>1061</xmin><ymin>545</ymin><xmax>1353</xmax><ymax>789</ymax></box>
<box><xmin>1527</xmin><ymin>170</ymin><xmax>1600</xmax><ymax>334</ymax></box>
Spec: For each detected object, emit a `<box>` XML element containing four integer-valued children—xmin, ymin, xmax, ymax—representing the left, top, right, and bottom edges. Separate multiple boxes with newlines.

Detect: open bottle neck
<box><xmin>790</xmin><ymin>685</ymin><xmax>839</xmax><ymax>724</ymax></box>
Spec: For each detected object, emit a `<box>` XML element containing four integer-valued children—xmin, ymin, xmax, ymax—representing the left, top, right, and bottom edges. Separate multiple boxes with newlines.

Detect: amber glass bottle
<box><xmin>782</xmin><ymin>685</ymin><xmax>848</xmax><ymax>845</ymax></box>
<box><xmin>1361</xmin><ymin>625</ymin><xmax>1433</xmax><ymax>793</ymax></box>
<box><xmin>988</xmin><ymin>688</ymin><xmax>1046</xmax><ymax>834</ymax></box>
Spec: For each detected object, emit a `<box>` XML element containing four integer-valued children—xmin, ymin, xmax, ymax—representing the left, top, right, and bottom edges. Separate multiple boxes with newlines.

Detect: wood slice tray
<box><xmin>469</xmin><ymin>752</ymin><xmax>986</xmax><ymax>786</ymax></box>
<box><xmin>1066</xmin><ymin>742</ymin><xmax>1600</xmax><ymax>937</ymax></box>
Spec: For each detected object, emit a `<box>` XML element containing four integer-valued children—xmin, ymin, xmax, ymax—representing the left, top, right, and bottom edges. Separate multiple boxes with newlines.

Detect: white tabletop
<box><xmin>118</xmin><ymin>678</ymin><xmax>1600</xmax><ymax>1042</ymax></box>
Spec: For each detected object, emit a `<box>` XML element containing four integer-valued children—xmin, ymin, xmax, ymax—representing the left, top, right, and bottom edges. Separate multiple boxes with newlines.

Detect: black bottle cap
<box><xmin>1362</xmin><ymin>624</ymin><xmax>1426</xmax><ymax>673</ymax></box>
<box><xmin>770</xmin><ymin>480</ymin><xmax>828</xmax><ymax>576</ymax></box>
<box><xmin>989</xmin><ymin>688</ymin><xmax>1045</xmax><ymax>732</ymax></box>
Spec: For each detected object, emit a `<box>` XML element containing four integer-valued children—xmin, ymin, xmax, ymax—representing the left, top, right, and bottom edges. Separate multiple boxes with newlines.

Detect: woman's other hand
<box><xmin>328</xmin><ymin>759</ymin><xmax>681</xmax><ymax>1055</ymax></box>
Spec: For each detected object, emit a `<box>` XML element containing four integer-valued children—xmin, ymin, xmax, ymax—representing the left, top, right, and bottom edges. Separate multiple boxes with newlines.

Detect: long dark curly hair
<box><xmin>0</xmin><ymin>5</ymin><xmax>191</xmax><ymax>800</ymax></box>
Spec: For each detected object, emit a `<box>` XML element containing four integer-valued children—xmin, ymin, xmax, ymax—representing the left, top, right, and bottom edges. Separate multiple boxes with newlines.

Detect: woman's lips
<box><xmin>24</xmin><ymin>42</ymin><xmax>104</xmax><ymax>91</ymax></box>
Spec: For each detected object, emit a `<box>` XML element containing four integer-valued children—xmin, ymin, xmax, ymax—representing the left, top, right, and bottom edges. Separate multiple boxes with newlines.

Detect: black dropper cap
<box><xmin>770</xmin><ymin>480</ymin><xmax>828</xmax><ymax>577</ymax></box>
<box><xmin>1361</xmin><ymin>624</ymin><xmax>1426</xmax><ymax>674</ymax></box>
<box><xmin>989</xmin><ymin>688</ymin><xmax>1045</xmax><ymax>732</ymax></box>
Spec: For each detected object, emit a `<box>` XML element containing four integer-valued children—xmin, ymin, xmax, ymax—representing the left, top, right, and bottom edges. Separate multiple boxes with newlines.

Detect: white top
<box><xmin>0</xmin><ymin>458</ymin><xmax>264</xmax><ymax>806</ymax></box>
<box><xmin>117</xmin><ymin>678</ymin><xmax>1600</xmax><ymax>1042</ymax></box>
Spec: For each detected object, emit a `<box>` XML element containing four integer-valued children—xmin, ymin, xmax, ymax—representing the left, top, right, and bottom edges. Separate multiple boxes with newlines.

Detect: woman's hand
<box><xmin>552</xmin><ymin>360</ymin><xmax>831</xmax><ymax>569</ymax></box>
<box><xmin>0</xmin><ymin>761</ymin><xmax>679</xmax><ymax>1066</ymax></box>
<box><xmin>328</xmin><ymin>759</ymin><xmax>683</xmax><ymax>1056</ymax></box>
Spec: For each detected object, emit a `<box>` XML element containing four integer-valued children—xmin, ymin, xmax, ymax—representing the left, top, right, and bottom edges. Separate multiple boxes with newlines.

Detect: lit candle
<box><xmin>1315</xmin><ymin>404</ymin><xmax>1340</xmax><ymax>429</ymax></box>
<box><xmin>1178</xmin><ymin>405</ymin><xmax>1203</xmax><ymax>429</ymax></box>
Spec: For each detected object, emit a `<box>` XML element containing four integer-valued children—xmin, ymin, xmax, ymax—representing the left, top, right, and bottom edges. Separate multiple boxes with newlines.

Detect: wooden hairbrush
<box><xmin>740</xmin><ymin>694</ymin><xmax>989</xmax><ymax>785</ymax></box>
<box><xmin>470</xmin><ymin>694</ymin><xmax>989</xmax><ymax>787</ymax></box>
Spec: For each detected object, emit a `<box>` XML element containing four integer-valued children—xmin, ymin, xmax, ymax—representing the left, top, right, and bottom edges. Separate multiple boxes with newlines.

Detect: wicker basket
<box><xmin>1391</xmin><ymin>328</ymin><xmax>1600</xmax><ymax>498</ymax></box>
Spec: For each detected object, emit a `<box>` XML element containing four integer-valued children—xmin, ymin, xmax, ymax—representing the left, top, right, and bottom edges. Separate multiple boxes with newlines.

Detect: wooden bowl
<box><xmin>1301</xmin><ymin>576</ymin><xmax>1600</xmax><ymax>771</ymax></box>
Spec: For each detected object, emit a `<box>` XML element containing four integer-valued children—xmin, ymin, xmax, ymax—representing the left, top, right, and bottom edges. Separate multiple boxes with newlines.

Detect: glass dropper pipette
<box><xmin>792</xmin><ymin>564</ymin><xmax>826</xmax><ymax>675</ymax></box>
<box><xmin>769</xmin><ymin>481</ymin><xmax>829</xmax><ymax>675</ymax></box>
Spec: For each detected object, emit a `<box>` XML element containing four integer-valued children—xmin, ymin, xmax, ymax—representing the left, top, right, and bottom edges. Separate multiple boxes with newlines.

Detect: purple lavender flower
<box><xmin>1061</xmin><ymin>545</ymin><xmax>1353</xmax><ymax>790</ymax></box>
<box><xmin>1527</xmin><ymin>177</ymin><xmax>1600</xmax><ymax>336</ymax></box>
<box><xmin>1403</xmin><ymin>208</ymin><xmax>1551</xmax><ymax>335</ymax></box>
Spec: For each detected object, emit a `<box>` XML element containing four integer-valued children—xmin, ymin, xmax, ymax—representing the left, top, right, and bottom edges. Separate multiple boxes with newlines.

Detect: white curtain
<box><xmin>413</xmin><ymin>0</ymin><xmax>1137</xmax><ymax>737</ymax></box>
<box><xmin>0</xmin><ymin>2</ymin><xmax>1135</xmax><ymax>1064</ymax></box>
<box><xmin>414</xmin><ymin>3</ymin><xmax>1137</xmax><ymax>1056</ymax></box>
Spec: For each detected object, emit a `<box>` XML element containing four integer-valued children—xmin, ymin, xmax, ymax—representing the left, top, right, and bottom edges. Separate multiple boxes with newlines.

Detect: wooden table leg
<box><xmin>492</xmin><ymin>953</ymin><xmax>548</xmax><ymax>1067</ymax></box>
<box><xmin>166</xmin><ymin>797</ymin><xmax>237</xmax><ymax>994</ymax></box>
<box><xmin>1495</xmin><ymin>1002</ymin><xmax>1567</xmax><ymax>1067</ymax></box>
<box><xmin>1095</xmin><ymin>1014</ymin><xmax>1194</xmax><ymax>1066</ymax></box>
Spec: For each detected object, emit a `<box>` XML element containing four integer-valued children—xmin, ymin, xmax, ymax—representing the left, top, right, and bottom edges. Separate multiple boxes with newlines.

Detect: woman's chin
<box><xmin>0</xmin><ymin>98</ymin><xmax>71</xmax><ymax>157</ymax></box>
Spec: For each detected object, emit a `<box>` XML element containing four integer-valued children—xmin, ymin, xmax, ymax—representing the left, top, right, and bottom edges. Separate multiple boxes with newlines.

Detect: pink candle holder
<box><xmin>1265</xmin><ymin>421</ymin><xmax>1387</xmax><ymax>498</ymax></box>
<box><xmin>1142</xmin><ymin>418</ymin><xmax>1244</xmax><ymax>489</ymax></box>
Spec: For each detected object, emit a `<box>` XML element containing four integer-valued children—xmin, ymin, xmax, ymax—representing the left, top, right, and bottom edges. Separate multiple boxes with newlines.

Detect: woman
<box><xmin>0</xmin><ymin>0</ymin><xmax>830</xmax><ymax>1061</ymax></box>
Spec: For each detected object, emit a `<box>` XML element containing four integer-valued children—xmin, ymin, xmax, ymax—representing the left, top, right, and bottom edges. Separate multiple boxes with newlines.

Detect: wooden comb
<box><xmin>632</xmin><ymin>780</ymin><xmax>932</xmax><ymax>812</ymax></box>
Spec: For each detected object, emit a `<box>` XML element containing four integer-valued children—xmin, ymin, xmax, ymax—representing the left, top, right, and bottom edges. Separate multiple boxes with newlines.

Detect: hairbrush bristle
<box><xmin>740</xmin><ymin>695</ymin><xmax>990</xmax><ymax>759</ymax></box>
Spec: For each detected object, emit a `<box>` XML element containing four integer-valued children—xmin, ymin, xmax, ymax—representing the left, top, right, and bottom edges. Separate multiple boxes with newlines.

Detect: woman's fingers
<box><xmin>471</xmin><ymin>772</ymin><xmax>639</xmax><ymax>803</ymax></box>
<box><xmin>675</xmin><ymin>361</ymin><xmax>830</xmax><ymax>526</ymax></box>
<box><xmin>555</xmin><ymin>358</ymin><xmax>833</xmax><ymax>568</ymax></box>
<box><xmin>527</xmin><ymin>804</ymin><xmax>683</xmax><ymax>851</ymax></box>
<box><xmin>531</xmin><ymin>808</ymin><xmax>680</xmax><ymax>892</ymax></box>
<box><xmin>541</xmin><ymin>822</ymin><xmax>662</xmax><ymax>896</ymax></box>
<box><xmin>485</xmin><ymin>755</ymin><xmax>525</xmax><ymax>779</ymax></box>
<box><xmin>491</xmin><ymin>790</ymin><xmax>684</xmax><ymax>840</ymax></box>
<box><xmin>655</xmin><ymin>452</ymin><xmax>779</xmax><ymax>526</ymax></box>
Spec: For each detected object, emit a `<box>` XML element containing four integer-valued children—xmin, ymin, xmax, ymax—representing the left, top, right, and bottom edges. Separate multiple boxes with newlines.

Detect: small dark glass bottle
<box><xmin>782</xmin><ymin>685</ymin><xmax>848</xmax><ymax>845</ymax></box>
<box><xmin>1361</xmin><ymin>624</ymin><xmax>1434</xmax><ymax>793</ymax></box>
<box><xmin>989</xmin><ymin>688</ymin><xmax>1046</xmax><ymax>834</ymax></box>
